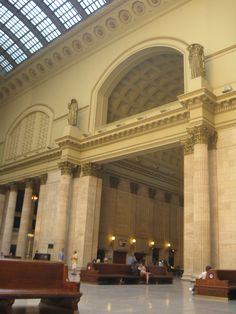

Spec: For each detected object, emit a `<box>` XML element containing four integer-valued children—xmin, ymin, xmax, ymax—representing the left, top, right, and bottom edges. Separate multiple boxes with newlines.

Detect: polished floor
<box><xmin>12</xmin><ymin>277</ymin><xmax>236</xmax><ymax>314</ymax></box>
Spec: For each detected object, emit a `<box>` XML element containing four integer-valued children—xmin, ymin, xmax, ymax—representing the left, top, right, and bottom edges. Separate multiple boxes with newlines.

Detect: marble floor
<box><xmin>12</xmin><ymin>278</ymin><xmax>236</xmax><ymax>314</ymax></box>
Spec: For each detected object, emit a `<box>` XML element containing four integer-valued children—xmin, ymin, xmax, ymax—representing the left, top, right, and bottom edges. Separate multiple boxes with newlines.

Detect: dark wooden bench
<box><xmin>195</xmin><ymin>269</ymin><xmax>236</xmax><ymax>300</ymax></box>
<box><xmin>80</xmin><ymin>263</ymin><xmax>173</xmax><ymax>284</ymax></box>
<box><xmin>0</xmin><ymin>259</ymin><xmax>82</xmax><ymax>313</ymax></box>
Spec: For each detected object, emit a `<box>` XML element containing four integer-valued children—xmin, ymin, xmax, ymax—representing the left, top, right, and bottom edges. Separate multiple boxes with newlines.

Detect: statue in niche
<box><xmin>187</xmin><ymin>43</ymin><xmax>206</xmax><ymax>79</ymax></box>
<box><xmin>67</xmin><ymin>98</ymin><xmax>78</xmax><ymax>126</ymax></box>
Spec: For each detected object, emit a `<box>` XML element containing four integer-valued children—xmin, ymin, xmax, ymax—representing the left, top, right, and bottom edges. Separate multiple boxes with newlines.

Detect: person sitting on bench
<box><xmin>138</xmin><ymin>260</ymin><xmax>151</xmax><ymax>284</ymax></box>
<box><xmin>190</xmin><ymin>265</ymin><xmax>212</xmax><ymax>294</ymax></box>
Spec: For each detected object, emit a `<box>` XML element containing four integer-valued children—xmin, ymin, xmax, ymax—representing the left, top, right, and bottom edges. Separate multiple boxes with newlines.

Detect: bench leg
<box><xmin>40</xmin><ymin>296</ymin><xmax>81</xmax><ymax>312</ymax></box>
<box><xmin>0</xmin><ymin>299</ymin><xmax>15</xmax><ymax>314</ymax></box>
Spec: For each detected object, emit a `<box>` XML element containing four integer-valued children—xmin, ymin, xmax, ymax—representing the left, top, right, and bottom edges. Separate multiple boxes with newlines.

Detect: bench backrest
<box><xmin>0</xmin><ymin>259</ymin><xmax>66</xmax><ymax>289</ymax></box>
<box><xmin>149</xmin><ymin>266</ymin><xmax>171</xmax><ymax>276</ymax></box>
<box><xmin>90</xmin><ymin>263</ymin><xmax>132</xmax><ymax>275</ymax></box>
<box><xmin>207</xmin><ymin>269</ymin><xmax>236</xmax><ymax>284</ymax></box>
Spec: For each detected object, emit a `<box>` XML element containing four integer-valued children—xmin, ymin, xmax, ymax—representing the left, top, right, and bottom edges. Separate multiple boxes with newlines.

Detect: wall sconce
<box><xmin>111</xmin><ymin>236</ymin><xmax>116</xmax><ymax>242</ymax></box>
<box><xmin>149</xmin><ymin>241</ymin><xmax>155</xmax><ymax>248</ymax></box>
<box><xmin>167</xmin><ymin>243</ymin><xmax>171</xmax><ymax>248</ymax></box>
<box><xmin>32</xmin><ymin>195</ymin><xmax>38</xmax><ymax>201</ymax></box>
<box><xmin>130</xmin><ymin>238</ymin><xmax>136</xmax><ymax>245</ymax></box>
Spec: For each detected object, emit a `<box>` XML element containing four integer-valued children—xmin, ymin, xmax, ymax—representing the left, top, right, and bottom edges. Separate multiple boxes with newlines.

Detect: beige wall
<box><xmin>99</xmin><ymin>174</ymin><xmax>183</xmax><ymax>266</ymax></box>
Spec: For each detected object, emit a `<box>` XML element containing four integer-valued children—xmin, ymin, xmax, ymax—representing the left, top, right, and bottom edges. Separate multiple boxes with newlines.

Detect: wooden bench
<box><xmin>0</xmin><ymin>259</ymin><xmax>82</xmax><ymax>313</ymax></box>
<box><xmin>80</xmin><ymin>263</ymin><xmax>173</xmax><ymax>284</ymax></box>
<box><xmin>195</xmin><ymin>269</ymin><xmax>236</xmax><ymax>300</ymax></box>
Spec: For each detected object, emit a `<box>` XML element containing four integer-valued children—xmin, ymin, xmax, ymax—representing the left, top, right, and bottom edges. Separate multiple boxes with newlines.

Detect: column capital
<box><xmin>208</xmin><ymin>131</ymin><xmax>218</xmax><ymax>150</ymax></box>
<box><xmin>23</xmin><ymin>179</ymin><xmax>34</xmax><ymax>189</ymax></box>
<box><xmin>39</xmin><ymin>174</ymin><xmax>48</xmax><ymax>185</ymax></box>
<box><xmin>8</xmin><ymin>182</ymin><xmax>18</xmax><ymax>191</ymax></box>
<box><xmin>58</xmin><ymin>161</ymin><xmax>76</xmax><ymax>176</ymax></box>
<box><xmin>81</xmin><ymin>162</ymin><xmax>102</xmax><ymax>178</ymax></box>
<box><xmin>188</xmin><ymin>125</ymin><xmax>214</xmax><ymax>145</ymax></box>
<box><xmin>183</xmin><ymin>137</ymin><xmax>194</xmax><ymax>155</ymax></box>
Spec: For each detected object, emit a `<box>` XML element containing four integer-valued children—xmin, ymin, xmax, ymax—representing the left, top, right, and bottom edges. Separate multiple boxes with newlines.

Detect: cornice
<box><xmin>0</xmin><ymin>148</ymin><xmax>61</xmax><ymax>174</ymax></box>
<box><xmin>178</xmin><ymin>88</ymin><xmax>217</xmax><ymax>113</ymax></box>
<box><xmin>56</xmin><ymin>109</ymin><xmax>189</xmax><ymax>151</ymax></box>
<box><xmin>0</xmin><ymin>0</ymin><xmax>189</xmax><ymax>105</ymax></box>
<box><xmin>215</xmin><ymin>91</ymin><xmax>236</xmax><ymax>114</ymax></box>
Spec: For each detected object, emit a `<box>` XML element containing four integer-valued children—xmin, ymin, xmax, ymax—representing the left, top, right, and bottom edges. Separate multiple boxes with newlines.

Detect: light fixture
<box><xmin>149</xmin><ymin>240</ymin><xmax>155</xmax><ymax>247</ymax></box>
<box><xmin>111</xmin><ymin>236</ymin><xmax>115</xmax><ymax>241</ymax></box>
<box><xmin>131</xmin><ymin>238</ymin><xmax>136</xmax><ymax>244</ymax></box>
<box><xmin>27</xmin><ymin>233</ymin><xmax>34</xmax><ymax>238</ymax></box>
<box><xmin>31</xmin><ymin>195</ymin><xmax>38</xmax><ymax>201</ymax></box>
<box><xmin>167</xmin><ymin>243</ymin><xmax>171</xmax><ymax>248</ymax></box>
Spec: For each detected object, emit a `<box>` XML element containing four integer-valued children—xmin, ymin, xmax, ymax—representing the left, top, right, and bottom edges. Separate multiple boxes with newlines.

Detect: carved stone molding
<box><xmin>81</xmin><ymin>162</ymin><xmax>102</xmax><ymax>178</ymax></box>
<box><xmin>8</xmin><ymin>183</ymin><xmax>18</xmax><ymax>191</ymax></box>
<box><xmin>183</xmin><ymin>136</ymin><xmax>194</xmax><ymax>155</ymax></box>
<box><xmin>0</xmin><ymin>0</ymin><xmax>190</xmax><ymax>103</ymax></box>
<box><xmin>178</xmin><ymin>88</ymin><xmax>216</xmax><ymax>112</ymax></box>
<box><xmin>23</xmin><ymin>179</ymin><xmax>34</xmax><ymax>189</ymax></box>
<box><xmin>190</xmin><ymin>125</ymin><xmax>213</xmax><ymax>145</ymax></box>
<box><xmin>58</xmin><ymin>161</ymin><xmax>76</xmax><ymax>176</ymax></box>
<box><xmin>215</xmin><ymin>92</ymin><xmax>236</xmax><ymax>113</ymax></box>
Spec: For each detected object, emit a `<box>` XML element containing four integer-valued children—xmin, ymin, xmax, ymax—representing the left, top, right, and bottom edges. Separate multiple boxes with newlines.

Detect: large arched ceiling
<box><xmin>107</xmin><ymin>51</ymin><xmax>184</xmax><ymax>123</ymax></box>
<box><xmin>0</xmin><ymin>0</ymin><xmax>112</xmax><ymax>76</ymax></box>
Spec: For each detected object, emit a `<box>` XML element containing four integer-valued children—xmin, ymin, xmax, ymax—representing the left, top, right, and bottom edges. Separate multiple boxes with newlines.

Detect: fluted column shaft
<box><xmin>192</xmin><ymin>126</ymin><xmax>211</xmax><ymax>277</ymax></box>
<box><xmin>16</xmin><ymin>181</ymin><xmax>33</xmax><ymax>257</ymax></box>
<box><xmin>182</xmin><ymin>140</ymin><xmax>194</xmax><ymax>280</ymax></box>
<box><xmin>53</xmin><ymin>162</ymin><xmax>73</xmax><ymax>259</ymax></box>
<box><xmin>33</xmin><ymin>174</ymin><xmax>48</xmax><ymax>254</ymax></box>
<box><xmin>72</xmin><ymin>162</ymin><xmax>102</xmax><ymax>268</ymax></box>
<box><xmin>1</xmin><ymin>184</ymin><xmax>17</xmax><ymax>255</ymax></box>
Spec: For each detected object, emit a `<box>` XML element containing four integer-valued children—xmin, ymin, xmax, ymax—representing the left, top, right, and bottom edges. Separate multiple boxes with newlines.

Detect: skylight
<box><xmin>0</xmin><ymin>0</ymin><xmax>112</xmax><ymax>76</ymax></box>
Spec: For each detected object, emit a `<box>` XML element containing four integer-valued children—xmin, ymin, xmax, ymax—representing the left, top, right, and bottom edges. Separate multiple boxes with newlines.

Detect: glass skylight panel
<box><xmin>9</xmin><ymin>0</ymin><xmax>61</xmax><ymax>43</ymax></box>
<box><xmin>44</xmin><ymin>0</ymin><xmax>82</xmax><ymax>29</ymax></box>
<box><xmin>78</xmin><ymin>0</ymin><xmax>107</xmax><ymax>15</ymax></box>
<box><xmin>0</xmin><ymin>30</ymin><xmax>27</xmax><ymax>65</ymax></box>
<box><xmin>0</xmin><ymin>55</ymin><xmax>13</xmax><ymax>73</ymax></box>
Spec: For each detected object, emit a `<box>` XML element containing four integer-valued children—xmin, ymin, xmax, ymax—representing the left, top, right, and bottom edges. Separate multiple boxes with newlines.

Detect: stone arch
<box><xmin>4</xmin><ymin>104</ymin><xmax>54</xmax><ymax>162</ymax></box>
<box><xmin>89</xmin><ymin>37</ymin><xmax>190</xmax><ymax>132</ymax></box>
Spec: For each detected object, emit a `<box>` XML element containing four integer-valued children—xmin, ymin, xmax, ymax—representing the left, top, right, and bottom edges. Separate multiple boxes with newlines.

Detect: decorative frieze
<box><xmin>81</xmin><ymin>162</ymin><xmax>102</xmax><ymax>178</ymax></box>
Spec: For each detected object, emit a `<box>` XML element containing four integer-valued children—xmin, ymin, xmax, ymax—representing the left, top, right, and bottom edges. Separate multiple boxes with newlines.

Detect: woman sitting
<box><xmin>138</xmin><ymin>261</ymin><xmax>151</xmax><ymax>284</ymax></box>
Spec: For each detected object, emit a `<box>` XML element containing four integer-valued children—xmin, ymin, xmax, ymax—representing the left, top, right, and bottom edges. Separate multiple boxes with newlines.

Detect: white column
<box><xmin>53</xmin><ymin>162</ymin><xmax>73</xmax><ymax>260</ymax></box>
<box><xmin>16</xmin><ymin>180</ymin><xmax>33</xmax><ymax>258</ymax></box>
<box><xmin>192</xmin><ymin>125</ymin><xmax>211</xmax><ymax>277</ymax></box>
<box><xmin>182</xmin><ymin>139</ymin><xmax>194</xmax><ymax>281</ymax></box>
<box><xmin>1</xmin><ymin>184</ymin><xmax>18</xmax><ymax>255</ymax></box>
<box><xmin>72</xmin><ymin>163</ymin><xmax>102</xmax><ymax>268</ymax></box>
<box><xmin>33</xmin><ymin>174</ymin><xmax>48</xmax><ymax>254</ymax></box>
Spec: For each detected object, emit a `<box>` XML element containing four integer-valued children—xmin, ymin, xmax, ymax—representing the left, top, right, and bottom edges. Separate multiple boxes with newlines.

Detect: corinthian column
<box><xmin>191</xmin><ymin>125</ymin><xmax>212</xmax><ymax>276</ymax></box>
<box><xmin>53</xmin><ymin>161</ymin><xmax>74</xmax><ymax>259</ymax></box>
<box><xmin>72</xmin><ymin>162</ymin><xmax>102</xmax><ymax>267</ymax></box>
<box><xmin>182</xmin><ymin>138</ymin><xmax>194</xmax><ymax>281</ymax></box>
<box><xmin>33</xmin><ymin>174</ymin><xmax>48</xmax><ymax>253</ymax></box>
<box><xmin>1</xmin><ymin>183</ymin><xmax>18</xmax><ymax>255</ymax></box>
<box><xmin>16</xmin><ymin>180</ymin><xmax>33</xmax><ymax>257</ymax></box>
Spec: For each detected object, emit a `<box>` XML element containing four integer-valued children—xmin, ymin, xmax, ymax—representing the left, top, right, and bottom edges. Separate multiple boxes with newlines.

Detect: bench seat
<box><xmin>80</xmin><ymin>263</ymin><xmax>173</xmax><ymax>285</ymax></box>
<box><xmin>195</xmin><ymin>269</ymin><xmax>236</xmax><ymax>300</ymax></box>
<box><xmin>0</xmin><ymin>259</ymin><xmax>82</xmax><ymax>313</ymax></box>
